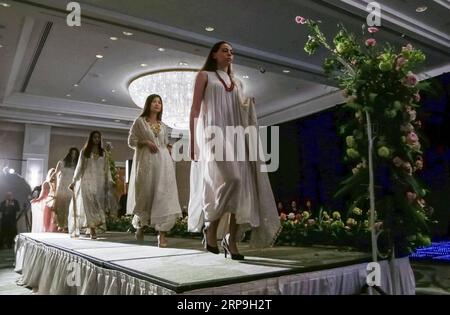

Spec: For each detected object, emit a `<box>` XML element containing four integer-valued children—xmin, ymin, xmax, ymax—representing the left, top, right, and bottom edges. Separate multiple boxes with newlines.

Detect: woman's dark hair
<box><xmin>139</xmin><ymin>94</ymin><xmax>163</xmax><ymax>121</ymax></box>
<box><xmin>63</xmin><ymin>147</ymin><xmax>80</xmax><ymax>168</ymax></box>
<box><xmin>82</xmin><ymin>131</ymin><xmax>104</xmax><ymax>158</ymax></box>
<box><xmin>201</xmin><ymin>41</ymin><xmax>233</xmax><ymax>75</ymax></box>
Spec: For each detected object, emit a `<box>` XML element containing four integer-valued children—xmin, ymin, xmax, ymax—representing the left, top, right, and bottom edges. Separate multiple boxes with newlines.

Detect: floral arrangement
<box><xmin>299</xmin><ymin>18</ymin><xmax>434</xmax><ymax>254</ymax></box>
<box><xmin>276</xmin><ymin>208</ymin><xmax>372</xmax><ymax>249</ymax></box>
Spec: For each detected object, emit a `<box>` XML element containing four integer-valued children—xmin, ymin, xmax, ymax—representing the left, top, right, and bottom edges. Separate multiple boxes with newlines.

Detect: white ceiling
<box><xmin>0</xmin><ymin>0</ymin><xmax>449</xmax><ymax>133</ymax></box>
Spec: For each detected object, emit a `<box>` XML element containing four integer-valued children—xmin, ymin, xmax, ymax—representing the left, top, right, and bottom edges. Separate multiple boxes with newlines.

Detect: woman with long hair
<box><xmin>31</xmin><ymin>168</ymin><xmax>58</xmax><ymax>232</ymax></box>
<box><xmin>127</xmin><ymin>94</ymin><xmax>182</xmax><ymax>247</ymax></box>
<box><xmin>54</xmin><ymin>147</ymin><xmax>79</xmax><ymax>232</ymax></box>
<box><xmin>188</xmin><ymin>41</ymin><xmax>280</xmax><ymax>260</ymax></box>
<box><xmin>69</xmin><ymin>131</ymin><xmax>113</xmax><ymax>239</ymax></box>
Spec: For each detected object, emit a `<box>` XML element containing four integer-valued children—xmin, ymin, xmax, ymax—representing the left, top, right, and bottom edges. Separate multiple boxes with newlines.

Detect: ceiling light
<box><xmin>96</xmin><ymin>54</ymin><xmax>104</xmax><ymax>59</ymax></box>
<box><xmin>110</xmin><ymin>37</ymin><xmax>118</xmax><ymax>41</ymax></box>
<box><xmin>205</xmin><ymin>26</ymin><xmax>215</xmax><ymax>32</ymax></box>
<box><xmin>242</xmin><ymin>75</ymin><xmax>249</xmax><ymax>79</ymax></box>
<box><xmin>0</xmin><ymin>3</ymin><xmax>11</xmax><ymax>7</ymax></box>
<box><xmin>56</xmin><ymin>113</ymin><xmax>63</xmax><ymax>116</ymax></box>
<box><xmin>73</xmin><ymin>84</ymin><xmax>79</xmax><ymax>87</ymax></box>
<box><xmin>66</xmin><ymin>94</ymin><xmax>71</xmax><ymax>97</ymax></box>
<box><xmin>123</xmin><ymin>31</ymin><xmax>133</xmax><ymax>36</ymax></box>
<box><xmin>111</xmin><ymin>89</ymin><xmax>116</xmax><ymax>93</ymax></box>
<box><xmin>101</xmin><ymin>99</ymin><xmax>107</xmax><ymax>102</ymax></box>
<box><xmin>140</xmin><ymin>63</ymin><xmax>148</xmax><ymax>67</ymax></box>
<box><xmin>283</xmin><ymin>69</ymin><xmax>291</xmax><ymax>73</ymax></box>
<box><xmin>416</xmin><ymin>6</ymin><xmax>427</xmax><ymax>12</ymax></box>
<box><xmin>8</xmin><ymin>168</ymin><xmax>15</xmax><ymax>174</ymax></box>
<box><xmin>158</xmin><ymin>47</ymin><xmax>165</xmax><ymax>52</ymax></box>
<box><xmin>129</xmin><ymin>70</ymin><xmax>197</xmax><ymax>130</ymax></box>
<box><xmin>114</xmin><ymin>119</ymin><xmax>121</xmax><ymax>123</ymax></box>
<box><xmin>179</xmin><ymin>61</ymin><xmax>188</xmax><ymax>66</ymax></box>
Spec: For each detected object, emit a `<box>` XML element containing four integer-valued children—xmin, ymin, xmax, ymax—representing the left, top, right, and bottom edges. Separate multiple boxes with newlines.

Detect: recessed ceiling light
<box><xmin>179</xmin><ymin>61</ymin><xmax>188</xmax><ymax>66</ymax></box>
<box><xmin>158</xmin><ymin>47</ymin><xmax>165</xmax><ymax>52</ymax></box>
<box><xmin>0</xmin><ymin>3</ymin><xmax>11</xmax><ymax>7</ymax></box>
<box><xmin>96</xmin><ymin>54</ymin><xmax>104</xmax><ymax>59</ymax></box>
<box><xmin>416</xmin><ymin>6</ymin><xmax>427</xmax><ymax>12</ymax></box>
<box><xmin>140</xmin><ymin>63</ymin><xmax>148</xmax><ymax>67</ymax></box>
<box><xmin>242</xmin><ymin>75</ymin><xmax>249</xmax><ymax>79</ymax></box>
<box><xmin>56</xmin><ymin>113</ymin><xmax>63</xmax><ymax>116</ymax></box>
<box><xmin>66</xmin><ymin>94</ymin><xmax>71</xmax><ymax>97</ymax></box>
<box><xmin>205</xmin><ymin>26</ymin><xmax>215</xmax><ymax>32</ymax></box>
<box><xmin>111</xmin><ymin>89</ymin><xmax>116</xmax><ymax>93</ymax></box>
<box><xmin>101</xmin><ymin>99</ymin><xmax>107</xmax><ymax>102</ymax></box>
<box><xmin>114</xmin><ymin>119</ymin><xmax>121</xmax><ymax>123</ymax></box>
<box><xmin>123</xmin><ymin>31</ymin><xmax>133</xmax><ymax>36</ymax></box>
<box><xmin>109</xmin><ymin>37</ymin><xmax>118</xmax><ymax>41</ymax></box>
<box><xmin>73</xmin><ymin>84</ymin><xmax>79</xmax><ymax>87</ymax></box>
<box><xmin>283</xmin><ymin>69</ymin><xmax>291</xmax><ymax>73</ymax></box>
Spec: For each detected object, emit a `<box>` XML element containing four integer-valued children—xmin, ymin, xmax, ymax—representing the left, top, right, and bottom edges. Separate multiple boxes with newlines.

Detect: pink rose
<box><xmin>403</xmin><ymin>72</ymin><xmax>418</xmax><ymax>86</ymax></box>
<box><xmin>415</xmin><ymin>159</ymin><xmax>423</xmax><ymax>170</ymax></box>
<box><xmin>402</xmin><ymin>44</ymin><xmax>413</xmax><ymax>52</ymax></box>
<box><xmin>406</xmin><ymin>132</ymin><xmax>419</xmax><ymax>144</ymax></box>
<box><xmin>396</xmin><ymin>57</ymin><xmax>407</xmax><ymax>70</ymax></box>
<box><xmin>368</xmin><ymin>27</ymin><xmax>379</xmax><ymax>33</ymax></box>
<box><xmin>403</xmin><ymin>162</ymin><xmax>413</xmax><ymax>175</ymax></box>
<box><xmin>365</xmin><ymin>38</ymin><xmax>376</xmax><ymax>46</ymax></box>
<box><xmin>406</xmin><ymin>191</ymin><xmax>417</xmax><ymax>202</ymax></box>
<box><xmin>393</xmin><ymin>157</ymin><xmax>404</xmax><ymax>167</ymax></box>
<box><xmin>295</xmin><ymin>16</ymin><xmax>307</xmax><ymax>24</ymax></box>
<box><xmin>414</xmin><ymin>93</ymin><xmax>421</xmax><ymax>102</ymax></box>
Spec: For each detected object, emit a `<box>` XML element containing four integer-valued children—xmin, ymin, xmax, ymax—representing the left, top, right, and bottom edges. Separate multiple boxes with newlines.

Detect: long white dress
<box><xmin>188</xmin><ymin>70</ymin><xmax>281</xmax><ymax>248</ymax></box>
<box><xmin>68</xmin><ymin>150</ymin><xmax>112</xmax><ymax>235</ymax></box>
<box><xmin>54</xmin><ymin>161</ymin><xmax>75</xmax><ymax>229</ymax></box>
<box><xmin>126</xmin><ymin>118</ymin><xmax>182</xmax><ymax>231</ymax></box>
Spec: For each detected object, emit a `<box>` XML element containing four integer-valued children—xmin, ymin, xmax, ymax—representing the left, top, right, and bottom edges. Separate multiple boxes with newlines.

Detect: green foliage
<box><xmin>302</xmin><ymin>20</ymin><xmax>434</xmax><ymax>254</ymax></box>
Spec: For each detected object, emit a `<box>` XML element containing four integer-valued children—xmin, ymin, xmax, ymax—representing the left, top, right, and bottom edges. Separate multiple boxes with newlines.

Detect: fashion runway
<box><xmin>14</xmin><ymin>232</ymin><xmax>415</xmax><ymax>294</ymax></box>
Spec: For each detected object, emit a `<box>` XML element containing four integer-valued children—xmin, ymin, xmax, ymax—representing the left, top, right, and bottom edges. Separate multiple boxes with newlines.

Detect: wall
<box><xmin>0</xmin><ymin>122</ymin><xmax>25</xmax><ymax>174</ymax></box>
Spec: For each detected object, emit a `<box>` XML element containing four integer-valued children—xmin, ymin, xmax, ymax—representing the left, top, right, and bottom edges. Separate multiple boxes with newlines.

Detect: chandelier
<box><xmin>128</xmin><ymin>69</ymin><xmax>197</xmax><ymax>130</ymax></box>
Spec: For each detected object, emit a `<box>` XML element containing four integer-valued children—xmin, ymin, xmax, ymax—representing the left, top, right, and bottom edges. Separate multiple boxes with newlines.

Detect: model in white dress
<box><xmin>54</xmin><ymin>148</ymin><xmax>79</xmax><ymax>231</ymax></box>
<box><xmin>127</xmin><ymin>94</ymin><xmax>182</xmax><ymax>247</ymax></box>
<box><xmin>68</xmin><ymin>132</ymin><xmax>113</xmax><ymax>239</ymax></box>
<box><xmin>189</xmin><ymin>41</ymin><xmax>281</xmax><ymax>259</ymax></box>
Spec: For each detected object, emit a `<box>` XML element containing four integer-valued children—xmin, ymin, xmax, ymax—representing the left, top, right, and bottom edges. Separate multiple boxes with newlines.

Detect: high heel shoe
<box><xmin>221</xmin><ymin>235</ymin><xmax>244</xmax><ymax>260</ymax></box>
<box><xmin>202</xmin><ymin>227</ymin><xmax>219</xmax><ymax>254</ymax></box>
<box><xmin>157</xmin><ymin>235</ymin><xmax>168</xmax><ymax>248</ymax></box>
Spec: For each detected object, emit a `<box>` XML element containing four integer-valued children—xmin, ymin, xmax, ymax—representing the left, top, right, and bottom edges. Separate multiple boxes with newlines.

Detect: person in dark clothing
<box><xmin>117</xmin><ymin>193</ymin><xmax>127</xmax><ymax>218</ymax></box>
<box><xmin>0</xmin><ymin>192</ymin><xmax>20</xmax><ymax>249</ymax></box>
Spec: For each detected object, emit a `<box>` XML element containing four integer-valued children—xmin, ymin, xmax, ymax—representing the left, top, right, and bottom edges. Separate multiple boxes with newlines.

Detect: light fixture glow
<box><xmin>114</xmin><ymin>119</ymin><xmax>121</xmax><ymax>123</ymax></box>
<box><xmin>129</xmin><ymin>70</ymin><xmax>197</xmax><ymax>130</ymax></box>
<box><xmin>8</xmin><ymin>168</ymin><xmax>15</xmax><ymax>174</ymax></box>
<box><xmin>73</xmin><ymin>84</ymin><xmax>79</xmax><ymax>87</ymax></box>
<box><xmin>66</xmin><ymin>94</ymin><xmax>71</xmax><ymax>97</ymax></box>
<box><xmin>111</xmin><ymin>89</ymin><xmax>116</xmax><ymax>93</ymax></box>
<box><xmin>110</xmin><ymin>36</ymin><xmax>118</xmax><ymax>41</ymax></box>
<box><xmin>158</xmin><ymin>47</ymin><xmax>165</xmax><ymax>52</ymax></box>
<box><xmin>101</xmin><ymin>99</ymin><xmax>107</xmax><ymax>102</ymax></box>
<box><xmin>0</xmin><ymin>3</ymin><xmax>11</xmax><ymax>7</ymax></box>
<box><xmin>205</xmin><ymin>26</ymin><xmax>215</xmax><ymax>32</ymax></box>
<box><xmin>96</xmin><ymin>54</ymin><xmax>104</xmax><ymax>59</ymax></box>
<box><xmin>416</xmin><ymin>6</ymin><xmax>427</xmax><ymax>12</ymax></box>
<box><xmin>283</xmin><ymin>69</ymin><xmax>291</xmax><ymax>73</ymax></box>
<box><xmin>242</xmin><ymin>75</ymin><xmax>249</xmax><ymax>79</ymax></box>
<box><xmin>140</xmin><ymin>63</ymin><xmax>148</xmax><ymax>67</ymax></box>
<box><xmin>123</xmin><ymin>31</ymin><xmax>133</xmax><ymax>36</ymax></box>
